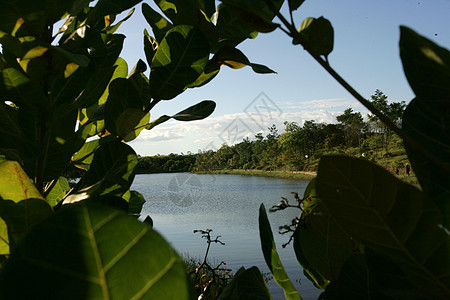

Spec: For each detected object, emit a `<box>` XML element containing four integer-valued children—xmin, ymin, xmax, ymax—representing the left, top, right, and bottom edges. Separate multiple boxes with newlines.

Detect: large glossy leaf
<box><xmin>259</xmin><ymin>204</ymin><xmax>302</xmax><ymax>300</ymax></box>
<box><xmin>220</xmin><ymin>0</ymin><xmax>283</xmax><ymax>33</ymax></box>
<box><xmin>0</xmin><ymin>158</ymin><xmax>44</xmax><ymax>202</ymax></box>
<box><xmin>154</xmin><ymin>0</ymin><xmax>199</xmax><ymax>25</ymax></box>
<box><xmin>399</xmin><ymin>26</ymin><xmax>450</xmax><ymax>226</ymax></box>
<box><xmin>0</xmin><ymin>2</ymin><xmax>46</xmax><ymax>37</ymax></box>
<box><xmin>145</xmin><ymin>100</ymin><xmax>216</xmax><ymax>130</ymax></box>
<box><xmin>322</xmin><ymin>251</ymin><xmax>428</xmax><ymax>299</ymax></box>
<box><xmin>0</xmin><ymin>158</ymin><xmax>51</xmax><ymax>254</ymax></box>
<box><xmin>0</xmin><ymin>102</ymin><xmax>36</xmax><ymax>158</ymax></box>
<box><xmin>105</xmin><ymin>78</ymin><xmax>147</xmax><ymax>139</ymax></box>
<box><xmin>295</xmin><ymin>17</ymin><xmax>334</xmax><ymax>58</ymax></box>
<box><xmin>142</xmin><ymin>3</ymin><xmax>173</xmax><ymax>42</ymax></box>
<box><xmin>129</xmin><ymin>191</ymin><xmax>146</xmax><ymax>216</ymax></box>
<box><xmin>0</xmin><ymin>202</ymin><xmax>191</xmax><ymax>300</ymax></box>
<box><xmin>149</xmin><ymin>25</ymin><xmax>210</xmax><ymax>100</ymax></box>
<box><xmin>293</xmin><ymin>179</ymin><xmax>355</xmax><ymax>289</ymax></box>
<box><xmin>0</xmin><ymin>198</ymin><xmax>53</xmax><ymax>252</ymax></box>
<box><xmin>216</xmin><ymin>4</ymin><xmax>258</xmax><ymax>47</ymax></box>
<box><xmin>217</xmin><ymin>266</ymin><xmax>272</xmax><ymax>300</ymax></box>
<box><xmin>316</xmin><ymin>155</ymin><xmax>450</xmax><ymax>297</ymax></box>
<box><xmin>65</xmin><ymin>141</ymin><xmax>138</xmax><ymax>203</ymax></box>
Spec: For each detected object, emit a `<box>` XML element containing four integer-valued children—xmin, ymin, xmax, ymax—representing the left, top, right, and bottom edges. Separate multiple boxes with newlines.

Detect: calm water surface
<box><xmin>131</xmin><ymin>173</ymin><xmax>321</xmax><ymax>300</ymax></box>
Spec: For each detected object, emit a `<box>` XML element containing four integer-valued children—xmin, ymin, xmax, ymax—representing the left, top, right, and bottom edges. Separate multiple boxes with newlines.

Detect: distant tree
<box><xmin>368</xmin><ymin>90</ymin><xmax>406</xmax><ymax>151</ymax></box>
<box><xmin>336</xmin><ymin>108</ymin><xmax>366</xmax><ymax>147</ymax></box>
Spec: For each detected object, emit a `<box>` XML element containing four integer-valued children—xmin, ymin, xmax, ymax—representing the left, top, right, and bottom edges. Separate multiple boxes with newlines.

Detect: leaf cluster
<box><xmin>0</xmin><ymin>0</ymin><xmax>275</xmax><ymax>298</ymax></box>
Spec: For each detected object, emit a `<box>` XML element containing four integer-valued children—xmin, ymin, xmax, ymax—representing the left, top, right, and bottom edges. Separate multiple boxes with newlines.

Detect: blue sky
<box><xmin>116</xmin><ymin>0</ymin><xmax>450</xmax><ymax>156</ymax></box>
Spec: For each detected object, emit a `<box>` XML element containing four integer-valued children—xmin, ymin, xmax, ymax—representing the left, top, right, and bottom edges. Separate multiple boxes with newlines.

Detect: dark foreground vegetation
<box><xmin>0</xmin><ymin>0</ymin><xmax>448</xmax><ymax>299</ymax></box>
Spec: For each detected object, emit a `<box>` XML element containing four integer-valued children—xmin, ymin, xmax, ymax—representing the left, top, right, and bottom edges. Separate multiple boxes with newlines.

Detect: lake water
<box><xmin>131</xmin><ymin>173</ymin><xmax>322</xmax><ymax>300</ymax></box>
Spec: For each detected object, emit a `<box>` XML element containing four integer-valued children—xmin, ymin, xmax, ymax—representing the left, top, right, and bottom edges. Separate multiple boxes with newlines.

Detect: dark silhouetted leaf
<box><xmin>218</xmin><ymin>266</ymin><xmax>272</xmax><ymax>300</ymax></box>
<box><xmin>288</xmin><ymin>0</ymin><xmax>305</xmax><ymax>12</ymax></box>
<box><xmin>296</xmin><ymin>17</ymin><xmax>334</xmax><ymax>58</ymax></box>
<box><xmin>129</xmin><ymin>191</ymin><xmax>146</xmax><ymax>216</ymax></box>
<box><xmin>0</xmin><ymin>202</ymin><xmax>190</xmax><ymax>300</ymax></box>
<box><xmin>399</xmin><ymin>26</ymin><xmax>450</xmax><ymax>226</ymax></box>
<box><xmin>316</xmin><ymin>155</ymin><xmax>450</xmax><ymax>297</ymax></box>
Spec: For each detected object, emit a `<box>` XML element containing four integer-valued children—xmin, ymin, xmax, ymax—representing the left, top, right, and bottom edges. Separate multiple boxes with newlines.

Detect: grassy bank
<box><xmin>194</xmin><ymin>169</ymin><xmax>316</xmax><ymax>180</ymax></box>
<box><xmin>193</xmin><ymin>169</ymin><xmax>419</xmax><ymax>185</ymax></box>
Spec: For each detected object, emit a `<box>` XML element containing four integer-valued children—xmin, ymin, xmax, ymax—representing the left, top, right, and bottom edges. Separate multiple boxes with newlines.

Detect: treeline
<box><xmin>136</xmin><ymin>153</ymin><xmax>196</xmax><ymax>174</ymax></box>
<box><xmin>193</xmin><ymin>90</ymin><xmax>409</xmax><ymax>173</ymax></box>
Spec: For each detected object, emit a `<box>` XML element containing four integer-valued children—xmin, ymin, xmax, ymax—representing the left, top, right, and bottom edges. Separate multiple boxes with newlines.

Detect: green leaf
<box><xmin>105</xmin><ymin>78</ymin><xmax>147</xmax><ymax>139</ymax></box>
<box><xmin>0</xmin><ymin>198</ymin><xmax>53</xmax><ymax>252</ymax></box>
<box><xmin>316</xmin><ymin>155</ymin><xmax>450</xmax><ymax>297</ymax></box>
<box><xmin>52</xmin><ymin>47</ymin><xmax>90</xmax><ymax>67</ymax></box>
<box><xmin>0</xmin><ymin>159</ymin><xmax>51</xmax><ymax>254</ymax></box>
<box><xmin>399</xmin><ymin>26</ymin><xmax>450</xmax><ymax>101</ymax></box>
<box><xmin>207</xmin><ymin>46</ymin><xmax>276</xmax><ymax>74</ymax></box>
<box><xmin>399</xmin><ymin>26</ymin><xmax>450</xmax><ymax>226</ymax></box>
<box><xmin>145</xmin><ymin>100</ymin><xmax>216</xmax><ymax>130</ymax></box>
<box><xmin>198</xmin><ymin>0</ymin><xmax>216</xmax><ymax>20</ymax></box>
<box><xmin>186</xmin><ymin>69</ymin><xmax>219</xmax><ymax>88</ymax></box>
<box><xmin>129</xmin><ymin>191</ymin><xmax>146</xmax><ymax>216</ymax></box>
<box><xmin>216</xmin><ymin>4</ymin><xmax>258</xmax><ymax>47</ymax></box>
<box><xmin>321</xmin><ymin>253</ymin><xmax>369</xmax><ymax>299</ymax></box>
<box><xmin>45</xmin><ymin>177</ymin><xmax>70</xmax><ymax>207</ymax></box>
<box><xmin>172</xmin><ymin>100</ymin><xmax>216</xmax><ymax>121</ymax></box>
<box><xmin>0</xmin><ymin>202</ymin><xmax>190</xmax><ymax>299</ymax></box>
<box><xmin>72</xmin><ymin>139</ymin><xmax>101</xmax><ymax>171</ymax></box>
<box><xmin>296</xmin><ymin>17</ymin><xmax>334</xmax><ymax>58</ymax></box>
<box><xmin>149</xmin><ymin>25</ymin><xmax>210</xmax><ymax>100</ymax></box>
<box><xmin>145</xmin><ymin>115</ymin><xmax>171</xmax><ymax>131</ymax></box>
<box><xmin>250</xmin><ymin>63</ymin><xmax>276</xmax><ymax>74</ymax></box>
<box><xmin>0</xmin><ymin>102</ymin><xmax>36</xmax><ymax>159</ymax></box>
<box><xmin>66</xmin><ymin>141</ymin><xmax>138</xmax><ymax>203</ymax></box>
<box><xmin>0</xmin><ymin>2</ymin><xmax>46</xmax><ymax>37</ymax></box>
<box><xmin>0</xmin><ymin>159</ymin><xmax>44</xmax><ymax>202</ymax></box>
<box><xmin>322</xmin><ymin>251</ymin><xmax>426</xmax><ymax>299</ymax></box>
<box><xmin>259</xmin><ymin>203</ymin><xmax>302</xmax><ymax>300</ymax></box>
<box><xmin>0</xmin><ymin>218</ymin><xmax>8</xmax><ymax>255</ymax></box>
<box><xmin>220</xmin><ymin>0</ymin><xmax>283</xmax><ymax>33</ymax></box>
<box><xmin>293</xmin><ymin>179</ymin><xmax>355</xmax><ymax>289</ymax></box>
<box><xmin>217</xmin><ymin>266</ymin><xmax>272</xmax><ymax>300</ymax></box>
<box><xmin>154</xmin><ymin>0</ymin><xmax>198</xmax><ymax>25</ymax></box>
<box><xmin>142</xmin><ymin>3</ymin><xmax>173</xmax><ymax>42</ymax></box>
<box><xmin>288</xmin><ymin>0</ymin><xmax>305</xmax><ymax>12</ymax></box>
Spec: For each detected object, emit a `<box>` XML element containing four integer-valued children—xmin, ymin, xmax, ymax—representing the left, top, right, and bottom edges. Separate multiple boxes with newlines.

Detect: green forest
<box><xmin>137</xmin><ymin>90</ymin><xmax>412</xmax><ymax>181</ymax></box>
<box><xmin>193</xmin><ymin>90</ymin><xmax>409</xmax><ymax>173</ymax></box>
<box><xmin>0</xmin><ymin>0</ymin><xmax>449</xmax><ymax>300</ymax></box>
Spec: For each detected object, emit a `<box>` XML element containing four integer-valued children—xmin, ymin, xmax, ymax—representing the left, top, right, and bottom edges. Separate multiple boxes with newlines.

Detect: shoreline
<box><xmin>192</xmin><ymin>169</ymin><xmax>316</xmax><ymax>180</ymax></box>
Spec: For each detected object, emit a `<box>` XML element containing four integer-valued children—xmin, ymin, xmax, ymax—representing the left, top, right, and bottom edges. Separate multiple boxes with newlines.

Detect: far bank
<box><xmin>193</xmin><ymin>169</ymin><xmax>316</xmax><ymax>180</ymax></box>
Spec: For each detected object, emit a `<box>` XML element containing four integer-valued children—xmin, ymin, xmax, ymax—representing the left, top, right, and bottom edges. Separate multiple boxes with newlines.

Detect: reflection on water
<box><xmin>131</xmin><ymin>173</ymin><xmax>321</xmax><ymax>300</ymax></box>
